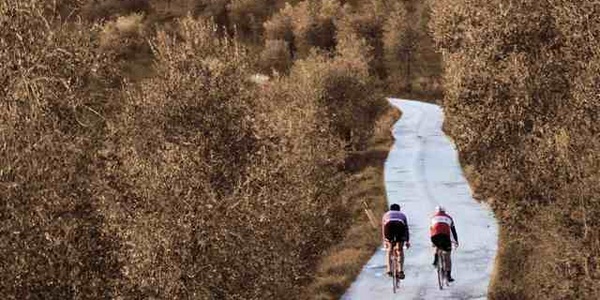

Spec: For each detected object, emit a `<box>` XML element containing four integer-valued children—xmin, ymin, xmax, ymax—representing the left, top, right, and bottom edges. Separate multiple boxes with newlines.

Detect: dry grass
<box><xmin>1</xmin><ymin>2</ymin><xmax>124</xmax><ymax>298</ymax></box>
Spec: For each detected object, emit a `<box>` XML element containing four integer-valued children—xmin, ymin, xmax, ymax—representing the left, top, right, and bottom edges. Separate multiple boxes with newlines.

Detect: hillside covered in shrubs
<box><xmin>0</xmin><ymin>0</ymin><xmax>438</xmax><ymax>299</ymax></box>
<box><xmin>431</xmin><ymin>0</ymin><xmax>600</xmax><ymax>299</ymax></box>
<box><xmin>4</xmin><ymin>0</ymin><xmax>598</xmax><ymax>299</ymax></box>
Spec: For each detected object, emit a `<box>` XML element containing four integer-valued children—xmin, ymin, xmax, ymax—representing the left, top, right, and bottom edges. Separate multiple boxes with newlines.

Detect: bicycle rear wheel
<box><xmin>390</xmin><ymin>245</ymin><xmax>397</xmax><ymax>293</ymax></box>
<box><xmin>436</xmin><ymin>251</ymin><xmax>444</xmax><ymax>290</ymax></box>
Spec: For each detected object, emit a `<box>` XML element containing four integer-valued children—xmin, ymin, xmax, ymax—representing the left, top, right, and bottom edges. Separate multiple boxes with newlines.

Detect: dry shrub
<box><xmin>334</xmin><ymin>29</ymin><xmax>372</xmax><ymax>78</ymax></box>
<box><xmin>260</xmin><ymin>0</ymin><xmax>442</xmax><ymax>98</ymax></box>
<box><xmin>104</xmin><ymin>17</ymin><xmax>265</xmax><ymax>298</ymax></box>
<box><xmin>1</xmin><ymin>0</ymin><xmax>433</xmax><ymax>299</ymax></box>
<box><xmin>291</xmin><ymin>33</ymin><xmax>385</xmax><ymax>150</ymax></box>
<box><xmin>109</xmin><ymin>15</ymin><xmax>382</xmax><ymax>297</ymax></box>
<box><xmin>119</xmin><ymin>15</ymin><xmax>357</xmax><ymax>299</ymax></box>
<box><xmin>98</xmin><ymin>13</ymin><xmax>153</xmax><ymax>80</ymax></box>
<box><xmin>260</xmin><ymin>0</ymin><xmax>338</xmax><ymax>72</ymax></box>
<box><xmin>264</xmin><ymin>0</ymin><xmax>338</xmax><ymax>59</ymax></box>
<box><xmin>42</xmin><ymin>0</ymin><xmax>87</xmax><ymax>19</ymax></box>
<box><xmin>148</xmin><ymin>0</ymin><xmax>283</xmax><ymax>41</ymax></box>
<box><xmin>189</xmin><ymin>0</ymin><xmax>230</xmax><ymax>29</ymax></box>
<box><xmin>0</xmin><ymin>0</ymin><xmax>123</xmax><ymax>298</ymax></box>
<box><xmin>100</xmin><ymin>13</ymin><xmax>148</xmax><ymax>57</ymax></box>
<box><xmin>263</xmin><ymin>3</ymin><xmax>296</xmax><ymax>50</ymax></box>
<box><xmin>259</xmin><ymin>39</ymin><xmax>293</xmax><ymax>74</ymax></box>
<box><xmin>382</xmin><ymin>1</ymin><xmax>411</xmax><ymax>92</ymax></box>
<box><xmin>385</xmin><ymin>0</ymin><xmax>441</xmax><ymax>98</ymax></box>
<box><xmin>431</xmin><ymin>0</ymin><xmax>600</xmax><ymax>298</ymax></box>
<box><xmin>336</xmin><ymin>2</ymin><xmax>386</xmax><ymax>77</ymax></box>
<box><xmin>261</xmin><ymin>2</ymin><xmax>300</xmax><ymax>72</ymax></box>
<box><xmin>295</xmin><ymin>0</ymin><xmax>339</xmax><ymax>54</ymax></box>
<box><xmin>82</xmin><ymin>0</ymin><xmax>150</xmax><ymax>20</ymax></box>
<box><xmin>227</xmin><ymin>0</ymin><xmax>280</xmax><ymax>41</ymax></box>
<box><xmin>1</xmin><ymin>1</ymin><xmax>380</xmax><ymax>296</ymax></box>
<box><xmin>101</xmin><ymin>13</ymin><xmax>145</xmax><ymax>42</ymax></box>
<box><xmin>147</xmin><ymin>0</ymin><xmax>195</xmax><ymax>17</ymax></box>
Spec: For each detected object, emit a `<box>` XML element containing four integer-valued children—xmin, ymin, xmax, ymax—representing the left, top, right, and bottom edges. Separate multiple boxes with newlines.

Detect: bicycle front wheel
<box><xmin>436</xmin><ymin>252</ymin><xmax>444</xmax><ymax>290</ymax></box>
<box><xmin>391</xmin><ymin>251</ymin><xmax>397</xmax><ymax>293</ymax></box>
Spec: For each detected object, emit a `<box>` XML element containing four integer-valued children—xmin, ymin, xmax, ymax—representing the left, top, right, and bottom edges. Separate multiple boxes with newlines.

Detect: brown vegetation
<box><xmin>301</xmin><ymin>107</ymin><xmax>401</xmax><ymax>299</ymax></box>
<box><xmin>259</xmin><ymin>0</ymin><xmax>442</xmax><ymax>100</ymax></box>
<box><xmin>1</xmin><ymin>0</ymin><xmax>397</xmax><ymax>299</ymax></box>
<box><xmin>431</xmin><ymin>0</ymin><xmax>600</xmax><ymax>298</ymax></box>
<box><xmin>1</xmin><ymin>2</ymin><xmax>124</xmax><ymax>298</ymax></box>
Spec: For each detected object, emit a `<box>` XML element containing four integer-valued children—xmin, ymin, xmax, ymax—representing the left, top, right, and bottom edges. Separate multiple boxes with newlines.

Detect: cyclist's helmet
<box><xmin>435</xmin><ymin>205</ymin><xmax>445</xmax><ymax>212</ymax></box>
<box><xmin>390</xmin><ymin>203</ymin><xmax>400</xmax><ymax>211</ymax></box>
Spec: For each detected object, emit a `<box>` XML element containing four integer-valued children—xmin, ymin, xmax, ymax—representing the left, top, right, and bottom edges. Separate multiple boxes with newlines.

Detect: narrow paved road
<box><xmin>342</xmin><ymin>99</ymin><xmax>498</xmax><ymax>299</ymax></box>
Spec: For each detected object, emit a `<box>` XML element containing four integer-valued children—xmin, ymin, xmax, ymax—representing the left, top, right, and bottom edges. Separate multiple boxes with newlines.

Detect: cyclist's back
<box><xmin>382</xmin><ymin>210</ymin><xmax>408</xmax><ymax>242</ymax></box>
<box><xmin>430</xmin><ymin>211</ymin><xmax>455</xmax><ymax>241</ymax></box>
<box><xmin>382</xmin><ymin>203</ymin><xmax>410</xmax><ymax>278</ymax></box>
<box><xmin>430</xmin><ymin>206</ymin><xmax>458</xmax><ymax>282</ymax></box>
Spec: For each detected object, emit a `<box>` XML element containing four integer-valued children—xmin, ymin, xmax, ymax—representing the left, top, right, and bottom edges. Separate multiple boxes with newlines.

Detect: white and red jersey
<box><xmin>430</xmin><ymin>211</ymin><xmax>458</xmax><ymax>241</ymax></box>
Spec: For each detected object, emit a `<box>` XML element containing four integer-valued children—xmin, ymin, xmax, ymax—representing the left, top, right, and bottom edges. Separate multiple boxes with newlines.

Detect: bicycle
<box><xmin>435</xmin><ymin>247</ymin><xmax>449</xmax><ymax>290</ymax></box>
<box><xmin>434</xmin><ymin>241</ymin><xmax>457</xmax><ymax>290</ymax></box>
<box><xmin>388</xmin><ymin>237</ymin><xmax>404</xmax><ymax>293</ymax></box>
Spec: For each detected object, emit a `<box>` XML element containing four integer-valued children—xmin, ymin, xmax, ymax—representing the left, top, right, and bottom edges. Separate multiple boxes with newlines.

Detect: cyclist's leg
<box><xmin>431</xmin><ymin>235</ymin><xmax>441</xmax><ymax>266</ymax></box>
<box><xmin>383</xmin><ymin>222</ymin><xmax>393</xmax><ymax>274</ymax></box>
<box><xmin>442</xmin><ymin>235</ymin><xmax>452</xmax><ymax>271</ymax></box>
<box><xmin>440</xmin><ymin>235</ymin><xmax>453</xmax><ymax>281</ymax></box>
<box><xmin>384</xmin><ymin>240</ymin><xmax>391</xmax><ymax>273</ymax></box>
<box><xmin>396</xmin><ymin>223</ymin><xmax>406</xmax><ymax>273</ymax></box>
<box><xmin>397</xmin><ymin>241</ymin><xmax>404</xmax><ymax>272</ymax></box>
<box><xmin>395</xmin><ymin>241</ymin><xmax>406</xmax><ymax>279</ymax></box>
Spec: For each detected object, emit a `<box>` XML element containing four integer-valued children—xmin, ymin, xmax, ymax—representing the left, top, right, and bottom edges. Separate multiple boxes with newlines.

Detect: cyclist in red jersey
<box><xmin>430</xmin><ymin>205</ymin><xmax>459</xmax><ymax>282</ymax></box>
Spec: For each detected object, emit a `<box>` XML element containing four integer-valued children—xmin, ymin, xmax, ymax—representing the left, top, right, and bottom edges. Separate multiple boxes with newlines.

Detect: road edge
<box><xmin>298</xmin><ymin>103</ymin><xmax>402</xmax><ymax>299</ymax></box>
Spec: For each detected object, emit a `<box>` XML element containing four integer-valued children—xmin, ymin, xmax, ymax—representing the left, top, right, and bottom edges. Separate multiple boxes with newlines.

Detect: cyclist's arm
<box><xmin>405</xmin><ymin>217</ymin><xmax>410</xmax><ymax>242</ymax></box>
<box><xmin>381</xmin><ymin>215</ymin><xmax>387</xmax><ymax>241</ymax></box>
<box><xmin>450</xmin><ymin>224</ymin><xmax>458</xmax><ymax>243</ymax></box>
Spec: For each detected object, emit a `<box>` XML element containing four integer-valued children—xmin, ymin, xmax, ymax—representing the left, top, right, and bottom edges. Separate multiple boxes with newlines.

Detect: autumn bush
<box><xmin>262</xmin><ymin>0</ymin><xmax>338</xmax><ymax>65</ymax></box>
<box><xmin>261</xmin><ymin>2</ymin><xmax>296</xmax><ymax>72</ymax></box>
<box><xmin>336</xmin><ymin>2</ymin><xmax>386</xmax><ymax>77</ymax></box>
<box><xmin>104</xmin><ymin>16</ymin><xmax>351</xmax><ymax>298</ymax></box>
<box><xmin>289</xmin><ymin>29</ymin><xmax>385</xmax><ymax>150</ymax></box>
<box><xmin>382</xmin><ymin>1</ymin><xmax>412</xmax><ymax>94</ymax></box>
<box><xmin>291</xmin><ymin>0</ymin><xmax>338</xmax><ymax>56</ymax></box>
<box><xmin>259</xmin><ymin>39</ymin><xmax>293</xmax><ymax>74</ymax></box>
<box><xmin>263</xmin><ymin>2</ymin><xmax>295</xmax><ymax>43</ymax></box>
<box><xmin>227</xmin><ymin>0</ymin><xmax>282</xmax><ymax>42</ymax></box>
<box><xmin>0</xmin><ymin>1</ymin><xmax>124</xmax><ymax>298</ymax></box>
<box><xmin>431</xmin><ymin>0</ymin><xmax>600</xmax><ymax>298</ymax></box>
<box><xmin>100</xmin><ymin>13</ymin><xmax>149</xmax><ymax>58</ymax></box>
<box><xmin>147</xmin><ymin>0</ymin><xmax>284</xmax><ymax>42</ymax></box>
<box><xmin>113</xmin><ymin>13</ymin><xmax>383</xmax><ymax>297</ymax></box>
<box><xmin>82</xmin><ymin>0</ymin><xmax>150</xmax><ymax>20</ymax></box>
<box><xmin>2</xmin><ymin>0</ymin><xmax>444</xmax><ymax>299</ymax></box>
<box><xmin>1</xmin><ymin>0</ymin><xmax>390</xmax><ymax>298</ymax></box>
<box><xmin>259</xmin><ymin>0</ymin><xmax>441</xmax><ymax>99</ymax></box>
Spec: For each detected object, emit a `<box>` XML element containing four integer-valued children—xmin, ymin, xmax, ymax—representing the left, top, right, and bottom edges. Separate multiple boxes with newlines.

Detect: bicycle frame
<box><xmin>389</xmin><ymin>239</ymin><xmax>403</xmax><ymax>293</ymax></box>
<box><xmin>436</xmin><ymin>247</ymin><xmax>450</xmax><ymax>290</ymax></box>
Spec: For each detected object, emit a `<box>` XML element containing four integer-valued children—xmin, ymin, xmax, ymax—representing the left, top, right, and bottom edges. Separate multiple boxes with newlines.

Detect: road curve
<box><xmin>342</xmin><ymin>99</ymin><xmax>498</xmax><ymax>299</ymax></box>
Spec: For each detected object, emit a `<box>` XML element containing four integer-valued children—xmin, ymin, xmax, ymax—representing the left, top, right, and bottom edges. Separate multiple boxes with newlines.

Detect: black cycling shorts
<box><xmin>431</xmin><ymin>234</ymin><xmax>452</xmax><ymax>252</ymax></box>
<box><xmin>384</xmin><ymin>221</ymin><xmax>407</xmax><ymax>242</ymax></box>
